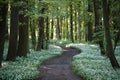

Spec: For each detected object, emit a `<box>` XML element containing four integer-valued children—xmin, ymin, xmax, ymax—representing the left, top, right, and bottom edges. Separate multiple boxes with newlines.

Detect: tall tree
<box><xmin>102</xmin><ymin>0</ymin><xmax>119</xmax><ymax>68</ymax></box>
<box><xmin>87</xmin><ymin>0</ymin><xmax>93</xmax><ymax>41</ymax></box>
<box><xmin>50</xmin><ymin>17</ymin><xmax>54</xmax><ymax>39</ymax></box>
<box><xmin>6</xmin><ymin>0</ymin><xmax>19</xmax><ymax>61</ymax></box>
<box><xmin>93</xmin><ymin>0</ymin><xmax>105</xmax><ymax>55</ymax></box>
<box><xmin>45</xmin><ymin>17</ymin><xmax>49</xmax><ymax>49</ymax></box>
<box><xmin>70</xmin><ymin>1</ymin><xmax>74</xmax><ymax>42</ymax></box>
<box><xmin>77</xmin><ymin>1</ymin><xmax>81</xmax><ymax>42</ymax></box>
<box><xmin>56</xmin><ymin>16</ymin><xmax>61</xmax><ymax>40</ymax></box>
<box><xmin>17</xmin><ymin>0</ymin><xmax>29</xmax><ymax>57</ymax></box>
<box><xmin>0</xmin><ymin>1</ymin><xmax>8</xmax><ymax>67</ymax></box>
<box><xmin>74</xmin><ymin>9</ymin><xmax>77</xmax><ymax>41</ymax></box>
<box><xmin>36</xmin><ymin>5</ymin><xmax>45</xmax><ymax>51</ymax></box>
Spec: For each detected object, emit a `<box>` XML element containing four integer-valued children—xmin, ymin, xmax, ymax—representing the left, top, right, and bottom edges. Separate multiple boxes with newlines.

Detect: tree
<box><xmin>17</xmin><ymin>0</ymin><xmax>29</xmax><ymax>57</ymax></box>
<box><xmin>70</xmin><ymin>2</ymin><xmax>74</xmax><ymax>42</ymax></box>
<box><xmin>36</xmin><ymin>3</ymin><xmax>45</xmax><ymax>51</ymax></box>
<box><xmin>6</xmin><ymin>0</ymin><xmax>19</xmax><ymax>61</ymax></box>
<box><xmin>93</xmin><ymin>0</ymin><xmax>105</xmax><ymax>55</ymax></box>
<box><xmin>87</xmin><ymin>0</ymin><xmax>93</xmax><ymax>41</ymax></box>
<box><xmin>50</xmin><ymin>17</ymin><xmax>54</xmax><ymax>39</ymax></box>
<box><xmin>77</xmin><ymin>1</ymin><xmax>81</xmax><ymax>42</ymax></box>
<box><xmin>102</xmin><ymin>0</ymin><xmax>119</xmax><ymax>68</ymax></box>
<box><xmin>56</xmin><ymin>16</ymin><xmax>61</xmax><ymax>40</ymax></box>
<box><xmin>45</xmin><ymin>17</ymin><xmax>49</xmax><ymax>49</ymax></box>
<box><xmin>0</xmin><ymin>1</ymin><xmax>8</xmax><ymax>67</ymax></box>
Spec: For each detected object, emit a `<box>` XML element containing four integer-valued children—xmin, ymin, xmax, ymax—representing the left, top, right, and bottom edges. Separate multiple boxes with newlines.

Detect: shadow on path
<box><xmin>39</xmin><ymin>47</ymin><xmax>83</xmax><ymax>80</ymax></box>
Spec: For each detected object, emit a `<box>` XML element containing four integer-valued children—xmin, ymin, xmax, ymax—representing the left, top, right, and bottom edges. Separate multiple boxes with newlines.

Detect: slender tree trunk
<box><xmin>74</xmin><ymin>9</ymin><xmax>77</xmax><ymax>41</ymax></box>
<box><xmin>93</xmin><ymin>0</ymin><xmax>105</xmax><ymax>55</ymax></box>
<box><xmin>66</xmin><ymin>8</ymin><xmax>69</xmax><ymax>40</ymax></box>
<box><xmin>60</xmin><ymin>17</ymin><xmax>63</xmax><ymax>39</ymax></box>
<box><xmin>102</xmin><ymin>0</ymin><xmax>119</xmax><ymax>68</ymax></box>
<box><xmin>45</xmin><ymin>17</ymin><xmax>49</xmax><ymax>49</ymax></box>
<box><xmin>87</xmin><ymin>22</ymin><xmax>93</xmax><ymax>41</ymax></box>
<box><xmin>87</xmin><ymin>0</ymin><xmax>93</xmax><ymax>41</ymax></box>
<box><xmin>77</xmin><ymin>2</ymin><xmax>81</xmax><ymax>42</ymax></box>
<box><xmin>56</xmin><ymin>16</ymin><xmax>61</xmax><ymax>40</ymax></box>
<box><xmin>0</xmin><ymin>2</ymin><xmax>8</xmax><ymax>67</ymax></box>
<box><xmin>50</xmin><ymin>17</ymin><xmax>54</xmax><ymax>39</ymax></box>
<box><xmin>62</xmin><ymin>17</ymin><xmax>66</xmax><ymax>40</ymax></box>
<box><xmin>6</xmin><ymin>0</ymin><xmax>19</xmax><ymax>61</ymax></box>
<box><xmin>70</xmin><ymin>3</ymin><xmax>74</xmax><ymax>42</ymax></box>
<box><xmin>36</xmin><ymin>7</ymin><xmax>45</xmax><ymax>51</ymax></box>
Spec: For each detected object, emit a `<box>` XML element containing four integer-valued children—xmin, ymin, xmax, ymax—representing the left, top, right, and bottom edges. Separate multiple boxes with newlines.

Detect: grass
<box><xmin>66</xmin><ymin>43</ymin><xmax>120</xmax><ymax>80</ymax></box>
<box><xmin>0</xmin><ymin>45</ymin><xmax>63</xmax><ymax>80</ymax></box>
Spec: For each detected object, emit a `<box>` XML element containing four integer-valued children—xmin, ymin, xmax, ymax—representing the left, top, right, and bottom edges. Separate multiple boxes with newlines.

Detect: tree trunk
<box><xmin>6</xmin><ymin>0</ymin><xmax>19</xmax><ymax>61</ymax></box>
<box><xmin>102</xmin><ymin>0</ymin><xmax>119</xmax><ymax>68</ymax></box>
<box><xmin>17</xmin><ymin>0</ymin><xmax>29</xmax><ymax>57</ymax></box>
<box><xmin>62</xmin><ymin>17</ymin><xmax>66</xmax><ymax>40</ymax></box>
<box><xmin>77</xmin><ymin>2</ymin><xmax>81</xmax><ymax>42</ymax></box>
<box><xmin>60</xmin><ymin>17</ymin><xmax>63</xmax><ymax>39</ymax></box>
<box><xmin>66</xmin><ymin>8</ymin><xmax>69</xmax><ymax>40</ymax></box>
<box><xmin>70</xmin><ymin>3</ymin><xmax>74</xmax><ymax>42</ymax></box>
<box><xmin>0</xmin><ymin>2</ymin><xmax>8</xmax><ymax>67</ymax></box>
<box><xmin>87</xmin><ymin>0</ymin><xmax>93</xmax><ymax>41</ymax></box>
<box><xmin>56</xmin><ymin>16</ymin><xmax>61</xmax><ymax>40</ymax></box>
<box><xmin>74</xmin><ymin>9</ymin><xmax>77</xmax><ymax>41</ymax></box>
<box><xmin>17</xmin><ymin>9</ymin><xmax>29</xmax><ymax>57</ymax></box>
<box><xmin>93</xmin><ymin>0</ymin><xmax>105</xmax><ymax>55</ymax></box>
<box><xmin>50</xmin><ymin>17</ymin><xmax>54</xmax><ymax>39</ymax></box>
<box><xmin>36</xmin><ymin>7</ymin><xmax>45</xmax><ymax>51</ymax></box>
<box><xmin>45</xmin><ymin>17</ymin><xmax>49</xmax><ymax>49</ymax></box>
<box><xmin>87</xmin><ymin>22</ymin><xmax>93</xmax><ymax>41</ymax></box>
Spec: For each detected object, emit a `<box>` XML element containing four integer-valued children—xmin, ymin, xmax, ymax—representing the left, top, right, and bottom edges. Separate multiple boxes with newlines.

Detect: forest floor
<box><xmin>38</xmin><ymin>47</ymin><xmax>83</xmax><ymax>80</ymax></box>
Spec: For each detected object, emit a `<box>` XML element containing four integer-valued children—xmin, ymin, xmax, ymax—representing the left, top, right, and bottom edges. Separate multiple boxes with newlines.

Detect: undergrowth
<box><xmin>67</xmin><ymin>43</ymin><xmax>120</xmax><ymax>80</ymax></box>
<box><xmin>0</xmin><ymin>45</ymin><xmax>63</xmax><ymax>80</ymax></box>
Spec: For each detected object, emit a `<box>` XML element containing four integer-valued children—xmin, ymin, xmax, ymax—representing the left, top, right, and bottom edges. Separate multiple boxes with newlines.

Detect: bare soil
<box><xmin>38</xmin><ymin>47</ymin><xmax>83</xmax><ymax>80</ymax></box>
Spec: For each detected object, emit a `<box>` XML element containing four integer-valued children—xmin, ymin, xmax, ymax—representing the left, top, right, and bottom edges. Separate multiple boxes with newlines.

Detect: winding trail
<box><xmin>39</xmin><ymin>47</ymin><xmax>83</xmax><ymax>80</ymax></box>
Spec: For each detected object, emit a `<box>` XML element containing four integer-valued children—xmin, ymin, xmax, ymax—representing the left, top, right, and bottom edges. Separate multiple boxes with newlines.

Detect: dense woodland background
<box><xmin>0</xmin><ymin>0</ymin><xmax>120</xmax><ymax>70</ymax></box>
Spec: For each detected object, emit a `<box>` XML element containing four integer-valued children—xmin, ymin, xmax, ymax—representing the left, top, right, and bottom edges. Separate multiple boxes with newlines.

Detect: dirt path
<box><xmin>39</xmin><ymin>47</ymin><xmax>83</xmax><ymax>80</ymax></box>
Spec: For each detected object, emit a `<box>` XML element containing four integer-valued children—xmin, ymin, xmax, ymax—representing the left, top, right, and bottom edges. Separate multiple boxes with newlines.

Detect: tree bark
<box><xmin>50</xmin><ymin>17</ymin><xmax>54</xmax><ymax>39</ymax></box>
<box><xmin>70</xmin><ymin>3</ymin><xmax>74</xmax><ymax>42</ymax></box>
<box><xmin>56</xmin><ymin>16</ymin><xmax>61</xmax><ymax>40</ymax></box>
<box><xmin>17</xmin><ymin>0</ymin><xmax>29</xmax><ymax>57</ymax></box>
<box><xmin>77</xmin><ymin>2</ymin><xmax>81</xmax><ymax>42</ymax></box>
<box><xmin>66</xmin><ymin>8</ymin><xmax>69</xmax><ymax>40</ymax></box>
<box><xmin>93</xmin><ymin>0</ymin><xmax>105</xmax><ymax>55</ymax></box>
<box><xmin>102</xmin><ymin>0</ymin><xmax>119</xmax><ymax>68</ymax></box>
<box><xmin>74</xmin><ymin>9</ymin><xmax>77</xmax><ymax>41</ymax></box>
<box><xmin>36</xmin><ymin>7</ymin><xmax>45</xmax><ymax>51</ymax></box>
<box><xmin>0</xmin><ymin>1</ymin><xmax>8</xmax><ymax>67</ymax></box>
<box><xmin>6</xmin><ymin>0</ymin><xmax>19</xmax><ymax>61</ymax></box>
<box><xmin>87</xmin><ymin>0</ymin><xmax>93</xmax><ymax>41</ymax></box>
<box><xmin>45</xmin><ymin>17</ymin><xmax>49</xmax><ymax>49</ymax></box>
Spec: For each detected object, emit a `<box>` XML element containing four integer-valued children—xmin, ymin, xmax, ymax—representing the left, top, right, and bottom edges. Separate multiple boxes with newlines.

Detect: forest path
<box><xmin>39</xmin><ymin>47</ymin><xmax>83</xmax><ymax>80</ymax></box>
